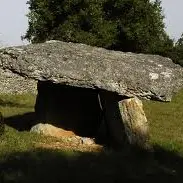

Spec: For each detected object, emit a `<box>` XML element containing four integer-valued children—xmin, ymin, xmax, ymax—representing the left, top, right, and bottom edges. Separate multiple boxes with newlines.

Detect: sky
<box><xmin>161</xmin><ymin>0</ymin><xmax>183</xmax><ymax>41</ymax></box>
<box><xmin>0</xmin><ymin>0</ymin><xmax>183</xmax><ymax>47</ymax></box>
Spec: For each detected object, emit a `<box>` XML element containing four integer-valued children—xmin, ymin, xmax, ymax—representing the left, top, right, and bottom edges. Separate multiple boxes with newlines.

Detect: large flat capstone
<box><xmin>0</xmin><ymin>40</ymin><xmax>183</xmax><ymax>101</ymax></box>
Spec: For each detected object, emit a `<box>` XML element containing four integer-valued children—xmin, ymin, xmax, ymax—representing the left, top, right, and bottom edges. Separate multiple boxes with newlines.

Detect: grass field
<box><xmin>0</xmin><ymin>90</ymin><xmax>183</xmax><ymax>182</ymax></box>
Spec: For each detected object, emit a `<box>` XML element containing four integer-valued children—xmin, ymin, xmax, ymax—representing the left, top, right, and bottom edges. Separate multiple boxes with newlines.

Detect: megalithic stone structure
<box><xmin>0</xmin><ymin>40</ymin><xmax>183</xmax><ymax>148</ymax></box>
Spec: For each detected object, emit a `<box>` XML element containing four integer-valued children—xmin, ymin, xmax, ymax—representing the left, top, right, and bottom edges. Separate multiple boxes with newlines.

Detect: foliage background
<box><xmin>24</xmin><ymin>0</ymin><xmax>183</xmax><ymax>64</ymax></box>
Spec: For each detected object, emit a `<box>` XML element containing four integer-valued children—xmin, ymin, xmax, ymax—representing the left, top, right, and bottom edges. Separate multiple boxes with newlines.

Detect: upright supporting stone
<box><xmin>99</xmin><ymin>91</ymin><xmax>150</xmax><ymax>149</ymax></box>
<box><xmin>119</xmin><ymin>97</ymin><xmax>150</xmax><ymax>149</ymax></box>
<box><xmin>99</xmin><ymin>91</ymin><xmax>126</xmax><ymax>146</ymax></box>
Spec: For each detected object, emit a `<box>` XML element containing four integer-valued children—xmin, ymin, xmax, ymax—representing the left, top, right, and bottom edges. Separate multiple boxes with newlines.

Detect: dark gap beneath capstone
<box><xmin>4</xmin><ymin>80</ymin><xmax>129</xmax><ymax>147</ymax></box>
<box><xmin>35</xmin><ymin>81</ymin><xmax>104</xmax><ymax>138</ymax></box>
<box><xmin>34</xmin><ymin>81</ymin><xmax>131</xmax><ymax>147</ymax></box>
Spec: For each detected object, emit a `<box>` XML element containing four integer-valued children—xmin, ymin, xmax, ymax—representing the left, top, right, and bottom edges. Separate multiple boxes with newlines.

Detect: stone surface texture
<box><xmin>30</xmin><ymin>123</ymin><xmax>76</xmax><ymax>138</ymax></box>
<box><xmin>0</xmin><ymin>40</ymin><xmax>183</xmax><ymax>101</ymax></box>
<box><xmin>0</xmin><ymin>68</ymin><xmax>37</xmax><ymax>94</ymax></box>
<box><xmin>30</xmin><ymin>123</ymin><xmax>96</xmax><ymax>145</ymax></box>
<box><xmin>119</xmin><ymin>97</ymin><xmax>150</xmax><ymax>149</ymax></box>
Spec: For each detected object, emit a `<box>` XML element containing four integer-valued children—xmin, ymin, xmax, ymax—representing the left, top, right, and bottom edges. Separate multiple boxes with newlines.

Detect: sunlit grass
<box><xmin>0</xmin><ymin>90</ymin><xmax>183</xmax><ymax>182</ymax></box>
<box><xmin>143</xmin><ymin>88</ymin><xmax>183</xmax><ymax>154</ymax></box>
<box><xmin>0</xmin><ymin>93</ymin><xmax>36</xmax><ymax>118</ymax></box>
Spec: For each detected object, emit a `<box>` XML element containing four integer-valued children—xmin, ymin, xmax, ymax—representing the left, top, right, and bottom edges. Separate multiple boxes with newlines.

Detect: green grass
<box><xmin>0</xmin><ymin>90</ymin><xmax>183</xmax><ymax>182</ymax></box>
<box><xmin>143</xmin><ymin>89</ymin><xmax>183</xmax><ymax>154</ymax></box>
<box><xmin>0</xmin><ymin>94</ymin><xmax>36</xmax><ymax>118</ymax></box>
<box><xmin>0</xmin><ymin>94</ymin><xmax>39</xmax><ymax>159</ymax></box>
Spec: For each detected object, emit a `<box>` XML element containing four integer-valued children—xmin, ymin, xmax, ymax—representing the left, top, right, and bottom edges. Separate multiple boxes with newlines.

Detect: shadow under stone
<box><xmin>35</xmin><ymin>81</ymin><xmax>104</xmax><ymax>138</ymax></box>
<box><xmin>4</xmin><ymin>112</ymin><xmax>37</xmax><ymax>131</ymax></box>
<box><xmin>4</xmin><ymin>81</ymin><xmax>128</xmax><ymax>147</ymax></box>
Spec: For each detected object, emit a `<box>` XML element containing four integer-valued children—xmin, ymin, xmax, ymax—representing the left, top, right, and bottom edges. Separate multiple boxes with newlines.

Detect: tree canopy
<box><xmin>24</xmin><ymin>0</ymin><xmax>174</xmax><ymax>54</ymax></box>
<box><xmin>23</xmin><ymin>0</ymin><xmax>183</xmax><ymax>64</ymax></box>
<box><xmin>171</xmin><ymin>34</ymin><xmax>183</xmax><ymax>66</ymax></box>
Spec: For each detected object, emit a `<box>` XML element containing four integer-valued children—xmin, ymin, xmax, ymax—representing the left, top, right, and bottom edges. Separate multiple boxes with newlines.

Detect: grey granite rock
<box><xmin>0</xmin><ymin>68</ymin><xmax>37</xmax><ymax>94</ymax></box>
<box><xmin>0</xmin><ymin>41</ymin><xmax>182</xmax><ymax>101</ymax></box>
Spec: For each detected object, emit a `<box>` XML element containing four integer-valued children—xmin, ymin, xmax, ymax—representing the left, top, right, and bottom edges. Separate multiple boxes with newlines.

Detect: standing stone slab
<box><xmin>99</xmin><ymin>91</ymin><xmax>150</xmax><ymax>149</ymax></box>
<box><xmin>119</xmin><ymin>97</ymin><xmax>150</xmax><ymax>149</ymax></box>
<box><xmin>99</xmin><ymin>91</ymin><xmax>126</xmax><ymax>146</ymax></box>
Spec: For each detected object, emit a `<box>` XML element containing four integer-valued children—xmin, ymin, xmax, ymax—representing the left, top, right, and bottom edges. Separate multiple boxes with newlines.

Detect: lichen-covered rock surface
<box><xmin>30</xmin><ymin>123</ymin><xmax>96</xmax><ymax>146</ymax></box>
<box><xmin>0</xmin><ymin>40</ymin><xmax>183</xmax><ymax>101</ymax></box>
<box><xmin>0</xmin><ymin>68</ymin><xmax>37</xmax><ymax>94</ymax></box>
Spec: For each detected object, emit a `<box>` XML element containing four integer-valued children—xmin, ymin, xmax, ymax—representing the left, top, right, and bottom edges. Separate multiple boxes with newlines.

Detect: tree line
<box><xmin>23</xmin><ymin>0</ymin><xmax>183</xmax><ymax>66</ymax></box>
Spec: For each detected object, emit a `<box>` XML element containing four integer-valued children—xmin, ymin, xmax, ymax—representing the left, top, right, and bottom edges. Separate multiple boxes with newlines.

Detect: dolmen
<box><xmin>0</xmin><ymin>40</ymin><xmax>183</xmax><ymax>149</ymax></box>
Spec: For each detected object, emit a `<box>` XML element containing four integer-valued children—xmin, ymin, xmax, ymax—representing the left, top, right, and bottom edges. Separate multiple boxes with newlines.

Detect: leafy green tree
<box><xmin>24</xmin><ymin>0</ymin><xmax>173</xmax><ymax>55</ymax></box>
<box><xmin>171</xmin><ymin>33</ymin><xmax>183</xmax><ymax>66</ymax></box>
